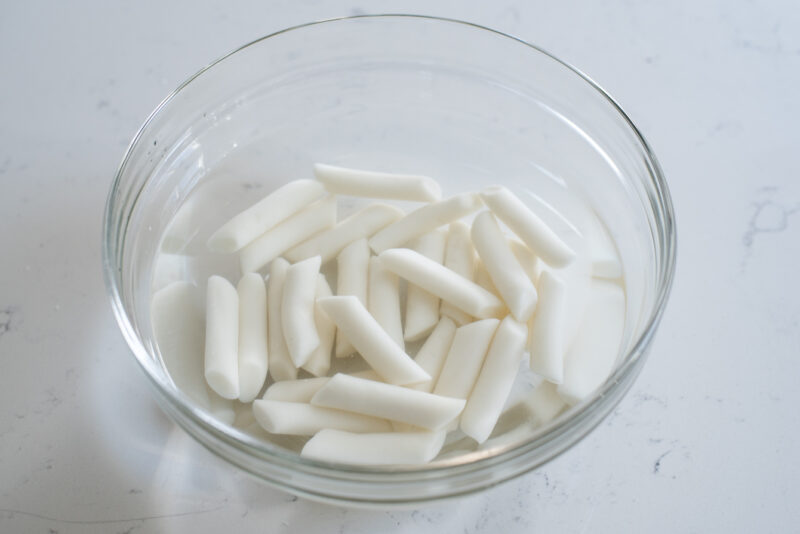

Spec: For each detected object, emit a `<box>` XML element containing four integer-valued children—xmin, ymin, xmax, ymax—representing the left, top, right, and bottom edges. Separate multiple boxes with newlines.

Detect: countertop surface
<box><xmin>1</xmin><ymin>1</ymin><xmax>798</xmax><ymax>532</ymax></box>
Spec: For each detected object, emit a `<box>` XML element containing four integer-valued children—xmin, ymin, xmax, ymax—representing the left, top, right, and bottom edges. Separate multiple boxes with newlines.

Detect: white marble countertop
<box><xmin>1</xmin><ymin>1</ymin><xmax>798</xmax><ymax>532</ymax></box>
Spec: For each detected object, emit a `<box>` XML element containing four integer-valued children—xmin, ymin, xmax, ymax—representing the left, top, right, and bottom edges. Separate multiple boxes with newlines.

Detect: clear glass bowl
<box><xmin>103</xmin><ymin>15</ymin><xmax>675</xmax><ymax>506</ymax></box>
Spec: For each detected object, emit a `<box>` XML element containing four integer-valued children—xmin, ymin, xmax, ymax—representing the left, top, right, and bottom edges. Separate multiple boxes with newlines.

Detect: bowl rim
<box><xmin>102</xmin><ymin>13</ymin><xmax>676</xmax><ymax>485</ymax></box>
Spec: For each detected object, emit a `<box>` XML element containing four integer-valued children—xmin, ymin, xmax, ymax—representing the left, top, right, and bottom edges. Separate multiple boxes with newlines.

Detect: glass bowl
<box><xmin>103</xmin><ymin>15</ymin><xmax>675</xmax><ymax>506</ymax></box>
